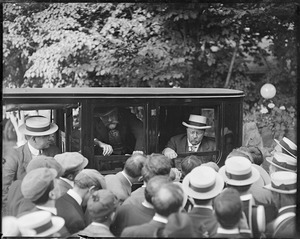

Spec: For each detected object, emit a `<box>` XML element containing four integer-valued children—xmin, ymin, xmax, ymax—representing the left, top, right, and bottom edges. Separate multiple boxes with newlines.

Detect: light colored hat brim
<box><xmin>182</xmin><ymin>172</ymin><xmax>224</xmax><ymax>199</ymax></box>
<box><xmin>266</xmin><ymin>157</ymin><xmax>296</xmax><ymax>172</ymax></box>
<box><xmin>19</xmin><ymin>123</ymin><xmax>58</xmax><ymax>136</ymax></box>
<box><xmin>36</xmin><ymin>216</ymin><xmax>65</xmax><ymax>237</ymax></box>
<box><xmin>219</xmin><ymin>165</ymin><xmax>260</xmax><ymax>186</ymax></box>
<box><xmin>263</xmin><ymin>184</ymin><xmax>296</xmax><ymax>194</ymax></box>
<box><xmin>182</xmin><ymin>122</ymin><xmax>211</xmax><ymax>130</ymax></box>
<box><xmin>274</xmin><ymin>139</ymin><xmax>296</xmax><ymax>158</ymax></box>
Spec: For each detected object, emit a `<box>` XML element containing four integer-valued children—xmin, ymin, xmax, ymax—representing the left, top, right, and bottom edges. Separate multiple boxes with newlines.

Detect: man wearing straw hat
<box><xmin>264</xmin><ymin>171</ymin><xmax>297</xmax><ymax>238</ymax></box>
<box><xmin>2</xmin><ymin>115</ymin><xmax>61</xmax><ymax>215</ymax></box>
<box><xmin>162</xmin><ymin>114</ymin><xmax>216</xmax><ymax>161</ymax></box>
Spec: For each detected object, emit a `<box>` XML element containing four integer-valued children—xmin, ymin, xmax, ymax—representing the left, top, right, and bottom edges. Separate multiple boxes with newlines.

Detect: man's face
<box><xmin>100</xmin><ymin>109</ymin><xmax>119</xmax><ymax>129</ymax></box>
<box><xmin>51</xmin><ymin>179</ymin><xmax>63</xmax><ymax>199</ymax></box>
<box><xmin>187</xmin><ymin>128</ymin><xmax>205</xmax><ymax>145</ymax></box>
<box><xmin>34</xmin><ymin>134</ymin><xmax>54</xmax><ymax>149</ymax></box>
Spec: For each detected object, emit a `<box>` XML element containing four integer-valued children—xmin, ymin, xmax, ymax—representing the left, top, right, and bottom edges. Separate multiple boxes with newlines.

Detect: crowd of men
<box><xmin>2</xmin><ymin>114</ymin><xmax>297</xmax><ymax>238</ymax></box>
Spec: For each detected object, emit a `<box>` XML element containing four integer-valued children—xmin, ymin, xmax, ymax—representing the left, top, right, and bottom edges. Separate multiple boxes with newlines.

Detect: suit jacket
<box><xmin>55</xmin><ymin>193</ymin><xmax>86</xmax><ymax>234</ymax></box>
<box><xmin>266</xmin><ymin>205</ymin><xmax>296</xmax><ymax>238</ymax></box>
<box><xmin>188</xmin><ymin>207</ymin><xmax>219</xmax><ymax>237</ymax></box>
<box><xmin>105</xmin><ymin>172</ymin><xmax>131</xmax><ymax>203</ymax></box>
<box><xmin>7</xmin><ymin>179</ymin><xmax>35</xmax><ymax>217</ymax></box>
<box><xmin>166</xmin><ymin>134</ymin><xmax>216</xmax><ymax>161</ymax></box>
<box><xmin>122</xmin><ymin>186</ymin><xmax>145</xmax><ymax>206</ymax></box>
<box><xmin>121</xmin><ymin>219</ymin><xmax>166</xmax><ymax>237</ymax></box>
<box><xmin>76</xmin><ymin>223</ymin><xmax>114</xmax><ymax>238</ymax></box>
<box><xmin>57</xmin><ymin>178</ymin><xmax>73</xmax><ymax>196</ymax></box>
<box><xmin>111</xmin><ymin>201</ymin><xmax>155</xmax><ymax>236</ymax></box>
<box><xmin>2</xmin><ymin>143</ymin><xmax>61</xmax><ymax>209</ymax></box>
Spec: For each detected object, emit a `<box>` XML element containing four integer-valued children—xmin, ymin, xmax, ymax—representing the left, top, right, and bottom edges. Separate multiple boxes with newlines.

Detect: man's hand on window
<box><xmin>94</xmin><ymin>138</ymin><xmax>113</xmax><ymax>156</ymax></box>
<box><xmin>162</xmin><ymin>147</ymin><xmax>178</xmax><ymax>159</ymax></box>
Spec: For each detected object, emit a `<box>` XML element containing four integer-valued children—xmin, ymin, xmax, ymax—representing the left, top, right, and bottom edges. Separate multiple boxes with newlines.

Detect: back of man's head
<box><xmin>144</xmin><ymin>175</ymin><xmax>171</xmax><ymax>204</ymax></box>
<box><xmin>141</xmin><ymin>153</ymin><xmax>172</xmax><ymax>182</ymax></box>
<box><xmin>152</xmin><ymin>183</ymin><xmax>184</xmax><ymax>217</ymax></box>
<box><xmin>74</xmin><ymin>169</ymin><xmax>106</xmax><ymax>190</ymax></box>
<box><xmin>124</xmin><ymin>153</ymin><xmax>146</xmax><ymax>178</ymax></box>
<box><xmin>181</xmin><ymin>155</ymin><xmax>202</xmax><ymax>178</ymax></box>
<box><xmin>214</xmin><ymin>188</ymin><xmax>242</xmax><ymax>229</ymax></box>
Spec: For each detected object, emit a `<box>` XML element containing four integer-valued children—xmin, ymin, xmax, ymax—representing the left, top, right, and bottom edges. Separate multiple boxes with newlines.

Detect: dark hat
<box><xmin>74</xmin><ymin>169</ymin><xmax>106</xmax><ymax>189</ymax></box>
<box><xmin>94</xmin><ymin>107</ymin><xmax>118</xmax><ymax>117</ymax></box>
<box><xmin>54</xmin><ymin>152</ymin><xmax>88</xmax><ymax>173</ymax></box>
<box><xmin>87</xmin><ymin>189</ymin><xmax>118</xmax><ymax>219</ymax></box>
<box><xmin>21</xmin><ymin>168</ymin><xmax>57</xmax><ymax>201</ymax></box>
<box><xmin>26</xmin><ymin>155</ymin><xmax>65</xmax><ymax>177</ymax></box>
<box><xmin>182</xmin><ymin>114</ymin><xmax>211</xmax><ymax>130</ymax></box>
<box><xmin>19</xmin><ymin>116</ymin><xmax>58</xmax><ymax>136</ymax></box>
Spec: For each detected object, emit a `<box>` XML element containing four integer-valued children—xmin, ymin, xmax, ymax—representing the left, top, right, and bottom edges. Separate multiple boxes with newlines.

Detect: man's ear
<box><xmin>49</xmin><ymin>190</ymin><xmax>56</xmax><ymax>200</ymax></box>
<box><xmin>66</xmin><ymin>174</ymin><xmax>74</xmax><ymax>181</ymax></box>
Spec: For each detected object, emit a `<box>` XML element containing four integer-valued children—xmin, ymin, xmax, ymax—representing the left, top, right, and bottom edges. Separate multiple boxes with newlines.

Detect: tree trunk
<box><xmin>224</xmin><ymin>41</ymin><xmax>239</xmax><ymax>88</ymax></box>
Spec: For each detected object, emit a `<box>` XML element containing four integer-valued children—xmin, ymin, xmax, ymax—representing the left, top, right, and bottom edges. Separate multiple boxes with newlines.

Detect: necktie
<box><xmin>38</xmin><ymin>149</ymin><xmax>43</xmax><ymax>155</ymax></box>
<box><xmin>190</xmin><ymin>146</ymin><xmax>197</xmax><ymax>152</ymax></box>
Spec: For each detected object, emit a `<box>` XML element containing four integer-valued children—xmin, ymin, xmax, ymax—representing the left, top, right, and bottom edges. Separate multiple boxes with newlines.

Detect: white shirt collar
<box><xmin>153</xmin><ymin>213</ymin><xmax>168</xmax><ymax>224</ymax></box>
<box><xmin>187</xmin><ymin>140</ymin><xmax>200</xmax><ymax>150</ymax></box>
<box><xmin>36</xmin><ymin>205</ymin><xmax>57</xmax><ymax>215</ymax></box>
<box><xmin>193</xmin><ymin>205</ymin><xmax>213</xmax><ymax>210</ymax></box>
<box><xmin>142</xmin><ymin>200</ymin><xmax>154</xmax><ymax>209</ymax></box>
<box><xmin>28</xmin><ymin>142</ymin><xmax>40</xmax><ymax>156</ymax></box>
<box><xmin>60</xmin><ymin>177</ymin><xmax>74</xmax><ymax>187</ymax></box>
<box><xmin>121</xmin><ymin>171</ymin><xmax>132</xmax><ymax>186</ymax></box>
<box><xmin>91</xmin><ymin>222</ymin><xmax>109</xmax><ymax>229</ymax></box>
<box><xmin>217</xmin><ymin>227</ymin><xmax>239</xmax><ymax>234</ymax></box>
<box><xmin>67</xmin><ymin>189</ymin><xmax>82</xmax><ymax>205</ymax></box>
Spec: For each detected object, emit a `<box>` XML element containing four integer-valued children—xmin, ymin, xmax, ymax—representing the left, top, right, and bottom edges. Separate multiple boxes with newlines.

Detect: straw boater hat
<box><xmin>264</xmin><ymin>171</ymin><xmax>297</xmax><ymax>194</ymax></box>
<box><xmin>17</xmin><ymin>211</ymin><xmax>65</xmax><ymax>236</ymax></box>
<box><xmin>182</xmin><ymin>114</ymin><xmax>211</xmax><ymax>130</ymax></box>
<box><xmin>19</xmin><ymin>115</ymin><xmax>58</xmax><ymax>136</ymax></box>
<box><xmin>274</xmin><ymin>137</ymin><xmax>297</xmax><ymax>158</ymax></box>
<box><xmin>219</xmin><ymin>156</ymin><xmax>260</xmax><ymax>186</ymax></box>
<box><xmin>267</xmin><ymin>151</ymin><xmax>297</xmax><ymax>172</ymax></box>
<box><xmin>182</xmin><ymin>165</ymin><xmax>224</xmax><ymax>199</ymax></box>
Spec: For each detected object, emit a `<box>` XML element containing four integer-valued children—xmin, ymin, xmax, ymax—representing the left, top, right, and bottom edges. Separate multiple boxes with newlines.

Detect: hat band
<box><xmin>271</xmin><ymin>182</ymin><xmax>297</xmax><ymax>191</ymax></box>
<box><xmin>280</xmin><ymin>140</ymin><xmax>297</xmax><ymax>156</ymax></box>
<box><xmin>26</xmin><ymin>125</ymin><xmax>50</xmax><ymax>132</ymax></box>
<box><xmin>225</xmin><ymin>171</ymin><xmax>252</xmax><ymax>180</ymax></box>
<box><xmin>33</xmin><ymin>220</ymin><xmax>53</xmax><ymax>234</ymax></box>
<box><xmin>189</xmin><ymin>181</ymin><xmax>216</xmax><ymax>193</ymax></box>
<box><xmin>273</xmin><ymin>157</ymin><xmax>297</xmax><ymax>171</ymax></box>
<box><xmin>187</xmin><ymin>121</ymin><xmax>207</xmax><ymax>127</ymax></box>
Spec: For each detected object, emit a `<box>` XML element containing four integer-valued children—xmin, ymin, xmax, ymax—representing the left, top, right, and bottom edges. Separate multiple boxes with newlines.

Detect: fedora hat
<box><xmin>19</xmin><ymin>115</ymin><xmax>58</xmax><ymax>136</ymax></box>
<box><xmin>54</xmin><ymin>152</ymin><xmax>88</xmax><ymax>173</ymax></box>
<box><xmin>267</xmin><ymin>151</ymin><xmax>297</xmax><ymax>172</ymax></box>
<box><xmin>182</xmin><ymin>114</ymin><xmax>211</xmax><ymax>130</ymax></box>
<box><xmin>264</xmin><ymin>171</ymin><xmax>297</xmax><ymax>194</ymax></box>
<box><xmin>182</xmin><ymin>165</ymin><xmax>224</xmax><ymax>199</ymax></box>
<box><xmin>219</xmin><ymin>156</ymin><xmax>260</xmax><ymax>186</ymax></box>
<box><xmin>274</xmin><ymin>137</ymin><xmax>297</xmax><ymax>158</ymax></box>
<box><xmin>17</xmin><ymin>211</ymin><xmax>65</xmax><ymax>236</ymax></box>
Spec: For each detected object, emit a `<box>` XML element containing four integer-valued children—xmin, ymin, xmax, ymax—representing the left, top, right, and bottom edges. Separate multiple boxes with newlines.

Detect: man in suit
<box><xmin>105</xmin><ymin>153</ymin><xmax>146</xmax><ymax>204</ymax></box>
<box><xmin>162</xmin><ymin>114</ymin><xmax>216</xmax><ymax>161</ymax></box>
<box><xmin>93</xmin><ymin>107</ymin><xmax>144</xmax><ymax>156</ymax></box>
<box><xmin>111</xmin><ymin>175</ymin><xmax>170</xmax><ymax>236</ymax></box>
<box><xmin>54</xmin><ymin>152</ymin><xmax>89</xmax><ymax>196</ymax></box>
<box><xmin>264</xmin><ymin>171</ymin><xmax>296</xmax><ymax>238</ymax></box>
<box><xmin>76</xmin><ymin>189</ymin><xmax>118</xmax><ymax>238</ymax></box>
<box><xmin>2</xmin><ymin>115</ymin><xmax>61</xmax><ymax>215</ymax></box>
<box><xmin>55</xmin><ymin>169</ymin><xmax>106</xmax><ymax>234</ymax></box>
<box><xmin>183</xmin><ymin>165</ymin><xmax>224</xmax><ymax>237</ymax></box>
<box><xmin>121</xmin><ymin>182</ymin><xmax>184</xmax><ymax>237</ymax></box>
<box><xmin>7</xmin><ymin>155</ymin><xmax>64</xmax><ymax>217</ymax></box>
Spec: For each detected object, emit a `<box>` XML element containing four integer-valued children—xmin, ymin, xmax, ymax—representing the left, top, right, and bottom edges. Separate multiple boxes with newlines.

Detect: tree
<box><xmin>3</xmin><ymin>2</ymin><xmax>297</xmax><ymax>109</ymax></box>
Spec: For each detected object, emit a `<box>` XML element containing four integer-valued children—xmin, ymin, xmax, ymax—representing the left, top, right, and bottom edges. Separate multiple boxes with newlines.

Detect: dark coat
<box><xmin>121</xmin><ymin>219</ymin><xmax>166</xmax><ymax>237</ymax></box>
<box><xmin>94</xmin><ymin>108</ymin><xmax>144</xmax><ymax>154</ymax></box>
<box><xmin>2</xmin><ymin>142</ymin><xmax>61</xmax><ymax>209</ymax></box>
<box><xmin>55</xmin><ymin>193</ymin><xmax>86</xmax><ymax>234</ymax></box>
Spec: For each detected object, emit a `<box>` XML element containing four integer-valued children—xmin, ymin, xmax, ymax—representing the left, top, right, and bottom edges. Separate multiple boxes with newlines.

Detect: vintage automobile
<box><xmin>3</xmin><ymin>87</ymin><xmax>244</xmax><ymax>174</ymax></box>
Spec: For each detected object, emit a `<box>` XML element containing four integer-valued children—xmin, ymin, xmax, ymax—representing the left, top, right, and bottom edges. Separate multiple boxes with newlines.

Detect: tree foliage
<box><xmin>3</xmin><ymin>2</ymin><xmax>297</xmax><ymax>108</ymax></box>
